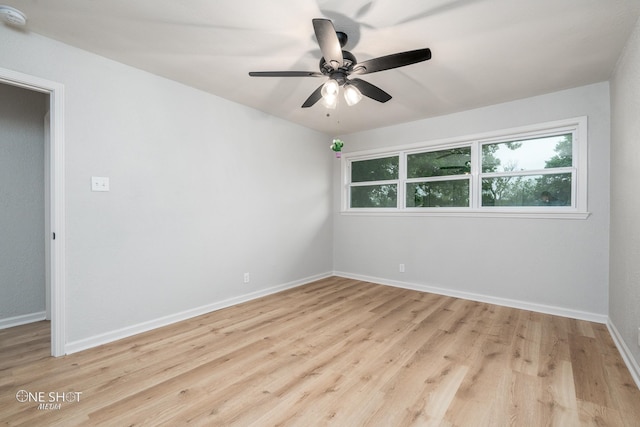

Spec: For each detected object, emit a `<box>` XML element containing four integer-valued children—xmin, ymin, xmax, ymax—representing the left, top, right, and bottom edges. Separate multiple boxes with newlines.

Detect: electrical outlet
<box><xmin>243</xmin><ymin>272</ymin><xmax>250</xmax><ymax>283</ymax></box>
<box><xmin>399</xmin><ymin>263</ymin><xmax>405</xmax><ymax>273</ymax></box>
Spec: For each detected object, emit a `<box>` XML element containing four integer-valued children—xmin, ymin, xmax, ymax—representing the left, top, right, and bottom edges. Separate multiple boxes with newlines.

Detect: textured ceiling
<box><xmin>2</xmin><ymin>0</ymin><xmax>639</xmax><ymax>135</ymax></box>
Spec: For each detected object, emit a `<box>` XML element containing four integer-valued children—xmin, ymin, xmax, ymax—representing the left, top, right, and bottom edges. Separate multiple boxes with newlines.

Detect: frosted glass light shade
<box><xmin>344</xmin><ymin>84</ymin><xmax>363</xmax><ymax>106</ymax></box>
<box><xmin>321</xmin><ymin>79</ymin><xmax>339</xmax><ymax>98</ymax></box>
<box><xmin>321</xmin><ymin>79</ymin><xmax>339</xmax><ymax>109</ymax></box>
<box><xmin>321</xmin><ymin>93</ymin><xmax>338</xmax><ymax>109</ymax></box>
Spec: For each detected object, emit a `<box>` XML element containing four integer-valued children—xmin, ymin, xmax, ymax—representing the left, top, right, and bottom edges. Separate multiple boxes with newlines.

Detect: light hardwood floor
<box><xmin>2</xmin><ymin>277</ymin><xmax>639</xmax><ymax>426</ymax></box>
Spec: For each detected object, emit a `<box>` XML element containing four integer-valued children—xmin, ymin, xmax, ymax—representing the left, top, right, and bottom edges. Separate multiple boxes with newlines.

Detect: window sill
<box><xmin>340</xmin><ymin>210</ymin><xmax>591</xmax><ymax>220</ymax></box>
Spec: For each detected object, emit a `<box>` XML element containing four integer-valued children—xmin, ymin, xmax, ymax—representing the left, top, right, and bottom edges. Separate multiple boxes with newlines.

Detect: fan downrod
<box><xmin>336</xmin><ymin>31</ymin><xmax>348</xmax><ymax>48</ymax></box>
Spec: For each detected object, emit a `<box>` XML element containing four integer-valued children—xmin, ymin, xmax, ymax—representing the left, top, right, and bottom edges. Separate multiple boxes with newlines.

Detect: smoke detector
<box><xmin>0</xmin><ymin>5</ymin><xmax>27</xmax><ymax>26</ymax></box>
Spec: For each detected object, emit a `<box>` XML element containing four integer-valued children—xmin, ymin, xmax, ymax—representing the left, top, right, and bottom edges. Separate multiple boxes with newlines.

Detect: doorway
<box><xmin>0</xmin><ymin>68</ymin><xmax>65</xmax><ymax>356</ymax></box>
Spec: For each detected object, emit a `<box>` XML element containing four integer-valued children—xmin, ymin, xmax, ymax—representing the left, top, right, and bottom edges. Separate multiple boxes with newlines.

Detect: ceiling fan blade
<box><xmin>353</xmin><ymin>48</ymin><xmax>432</xmax><ymax>75</ymax></box>
<box><xmin>349</xmin><ymin>78</ymin><xmax>392</xmax><ymax>103</ymax></box>
<box><xmin>312</xmin><ymin>18</ymin><xmax>343</xmax><ymax>70</ymax></box>
<box><xmin>249</xmin><ymin>71</ymin><xmax>324</xmax><ymax>77</ymax></box>
<box><xmin>301</xmin><ymin>84</ymin><xmax>325</xmax><ymax>108</ymax></box>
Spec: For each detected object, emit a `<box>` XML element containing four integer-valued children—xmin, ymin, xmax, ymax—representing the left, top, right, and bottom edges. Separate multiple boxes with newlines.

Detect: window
<box><xmin>349</xmin><ymin>155</ymin><xmax>399</xmax><ymax>208</ymax></box>
<box><xmin>342</xmin><ymin>117</ymin><xmax>588</xmax><ymax>218</ymax></box>
<box><xmin>406</xmin><ymin>147</ymin><xmax>471</xmax><ymax>208</ymax></box>
<box><xmin>480</xmin><ymin>134</ymin><xmax>573</xmax><ymax>207</ymax></box>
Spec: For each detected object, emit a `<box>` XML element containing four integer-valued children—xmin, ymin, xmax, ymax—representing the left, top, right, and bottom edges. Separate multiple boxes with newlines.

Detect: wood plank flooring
<box><xmin>1</xmin><ymin>277</ymin><xmax>639</xmax><ymax>426</ymax></box>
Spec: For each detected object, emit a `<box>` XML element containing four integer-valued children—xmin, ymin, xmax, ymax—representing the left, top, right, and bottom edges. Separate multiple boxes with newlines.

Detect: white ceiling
<box><xmin>3</xmin><ymin>0</ymin><xmax>639</xmax><ymax>135</ymax></box>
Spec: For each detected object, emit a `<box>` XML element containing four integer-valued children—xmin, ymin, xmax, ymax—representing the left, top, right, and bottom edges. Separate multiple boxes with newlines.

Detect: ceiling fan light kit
<box><xmin>249</xmin><ymin>18</ymin><xmax>432</xmax><ymax>109</ymax></box>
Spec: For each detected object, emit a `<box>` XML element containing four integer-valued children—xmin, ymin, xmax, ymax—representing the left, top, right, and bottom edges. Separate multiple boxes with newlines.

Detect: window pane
<box><xmin>351</xmin><ymin>184</ymin><xmax>397</xmax><ymax>208</ymax></box>
<box><xmin>407</xmin><ymin>147</ymin><xmax>471</xmax><ymax>178</ymax></box>
<box><xmin>482</xmin><ymin>134</ymin><xmax>572</xmax><ymax>173</ymax></box>
<box><xmin>481</xmin><ymin>173</ymin><xmax>572</xmax><ymax>206</ymax></box>
<box><xmin>351</xmin><ymin>156</ymin><xmax>399</xmax><ymax>183</ymax></box>
<box><xmin>406</xmin><ymin>180</ymin><xmax>470</xmax><ymax>208</ymax></box>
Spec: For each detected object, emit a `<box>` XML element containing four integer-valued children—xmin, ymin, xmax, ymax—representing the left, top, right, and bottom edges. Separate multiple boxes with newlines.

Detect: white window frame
<box><xmin>341</xmin><ymin>117</ymin><xmax>589</xmax><ymax>219</ymax></box>
<box><xmin>349</xmin><ymin>153</ymin><xmax>401</xmax><ymax>209</ymax></box>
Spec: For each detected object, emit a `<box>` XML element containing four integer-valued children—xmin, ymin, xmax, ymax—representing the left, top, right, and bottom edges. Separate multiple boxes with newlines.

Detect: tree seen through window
<box><xmin>481</xmin><ymin>134</ymin><xmax>572</xmax><ymax>207</ymax></box>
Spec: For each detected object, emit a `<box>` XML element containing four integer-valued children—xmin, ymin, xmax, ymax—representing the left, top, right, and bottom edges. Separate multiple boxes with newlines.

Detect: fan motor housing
<box><xmin>319</xmin><ymin>50</ymin><xmax>357</xmax><ymax>76</ymax></box>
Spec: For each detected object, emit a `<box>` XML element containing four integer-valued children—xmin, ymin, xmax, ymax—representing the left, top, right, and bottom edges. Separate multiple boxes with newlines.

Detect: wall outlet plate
<box><xmin>91</xmin><ymin>176</ymin><xmax>110</xmax><ymax>192</ymax></box>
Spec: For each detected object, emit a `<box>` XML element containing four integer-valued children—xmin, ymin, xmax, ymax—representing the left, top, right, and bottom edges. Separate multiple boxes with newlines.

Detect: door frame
<box><xmin>0</xmin><ymin>68</ymin><xmax>66</xmax><ymax>356</ymax></box>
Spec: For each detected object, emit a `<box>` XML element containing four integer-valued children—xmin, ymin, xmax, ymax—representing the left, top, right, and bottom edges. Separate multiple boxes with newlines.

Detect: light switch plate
<box><xmin>91</xmin><ymin>176</ymin><xmax>110</xmax><ymax>192</ymax></box>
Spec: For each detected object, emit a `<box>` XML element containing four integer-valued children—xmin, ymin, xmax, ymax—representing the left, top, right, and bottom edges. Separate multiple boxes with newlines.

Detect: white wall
<box><xmin>334</xmin><ymin>82</ymin><xmax>610</xmax><ymax>319</ymax></box>
<box><xmin>0</xmin><ymin>83</ymin><xmax>47</xmax><ymax>323</ymax></box>
<box><xmin>610</xmin><ymin>17</ymin><xmax>640</xmax><ymax>374</ymax></box>
<box><xmin>0</xmin><ymin>27</ymin><xmax>333</xmax><ymax>349</ymax></box>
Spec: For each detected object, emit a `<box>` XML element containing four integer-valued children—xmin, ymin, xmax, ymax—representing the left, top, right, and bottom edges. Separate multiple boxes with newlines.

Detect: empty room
<box><xmin>1</xmin><ymin>1</ymin><xmax>640</xmax><ymax>425</ymax></box>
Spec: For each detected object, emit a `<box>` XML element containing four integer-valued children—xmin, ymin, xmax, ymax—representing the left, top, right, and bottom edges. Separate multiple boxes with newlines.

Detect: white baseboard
<box><xmin>0</xmin><ymin>311</ymin><xmax>46</xmax><ymax>329</ymax></box>
<box><xmin>65</xmin><ymin>272</ymin><xmax>332</xmax><ymax>355</ymax></box>
<box><xmin>333</xmin><ymin>271</ymin><xmax>608</xmax><ymax>324</ymax></box>
<box><xmin>607</xmin><ymin>320</ymin><xmax>640</xmax><ymax>390</ymax></box>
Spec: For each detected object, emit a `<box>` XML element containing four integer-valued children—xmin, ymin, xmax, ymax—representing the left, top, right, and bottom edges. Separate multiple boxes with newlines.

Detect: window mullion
<box><xmin>406</xmin><ymin>175</ymin><xmax>470</xmax><ymax>183</ymax></box>
<box><xmin>400</xmin><ymin>153</ymin><xmax>406</xmax><ymax>209</ymax></box>
<box><xmin>471</xmin><ymin>141</ymin><xmax>481</xmax><ymax>209</ymax></box>
<box><xmin>350</xmin><ymin>179</ymin><xmax>397</xmax><ymax>187</ymax></box>
<box><xmin>481</xmin><ymin>167</ymin><xmax>573</xmax><ymax>179</ymax></box>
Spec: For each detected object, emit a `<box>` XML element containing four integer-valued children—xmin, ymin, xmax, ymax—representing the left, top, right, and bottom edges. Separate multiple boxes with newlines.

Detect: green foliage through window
<box><xmin>351</xmin><ymin>185</ymin><xmax>397</xmax><ymax>208</ymax></box>
<box><xmin>408</xmin><ymin>148</ymin><xmax>471</xmax><ymax>178</ymax></box>
<box><xmin>481</xmin><ymin>134</ymin><xmax>573</xmax><ymax>207</ymax></box>
<box><xmin>351</xmin><ymin>156</ymin><xmax>399</xmax><ymax>183</ymax></box>
<box><xmin>482</xmin><ymin>174</ymin><xmax>571</xmax><ymax>207</ymax></box>
<box><xmin>482</xmin><ymin>134</ymin><xmax>572</xmax><ymax>173</ymax></box>
<box><xmin>407</xmin><ymin>180</ymin><xmax>469</xmax><ymax>207</ymax></box>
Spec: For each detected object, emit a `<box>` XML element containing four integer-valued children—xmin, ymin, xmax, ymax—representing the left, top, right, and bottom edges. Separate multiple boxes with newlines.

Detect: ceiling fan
<box><xmin>249</xmin><ymin>18</ymin><xmax>432</xmax><ymax>108</ymax></box>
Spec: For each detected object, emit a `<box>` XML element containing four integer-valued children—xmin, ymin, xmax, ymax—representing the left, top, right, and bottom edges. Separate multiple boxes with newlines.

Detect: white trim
<box><xmin>0</xmin><ymin>68</ymin><xmax>66</xmax><ymax>357</ymax></box>
<box><xmin>0</xmin><ymin>312</ymin><xmax>47</xmax><ymax>329</ymax></box>
<box><xmin>607</xmin><ymin>320</ymin><xmax>640</xmax><ymax>390</ymax></box>
<box><xmin>340</xmin><ymin>210</ymin><xmax>590</xmax><ymax>220</ymax></box>
<box><xmin>65</xmin><ymin>272</ymin><xmax>332</xmax><ymax>354</ymax></box>
<box><xmin>333</xmin><ymin>271</ymin><xmax>607</xmax><ymax>324</ymax></box>
<box><xmin>44</xmin><ymin>112</ymin><xmax>51</xmax><ymax>320</ymax></box>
